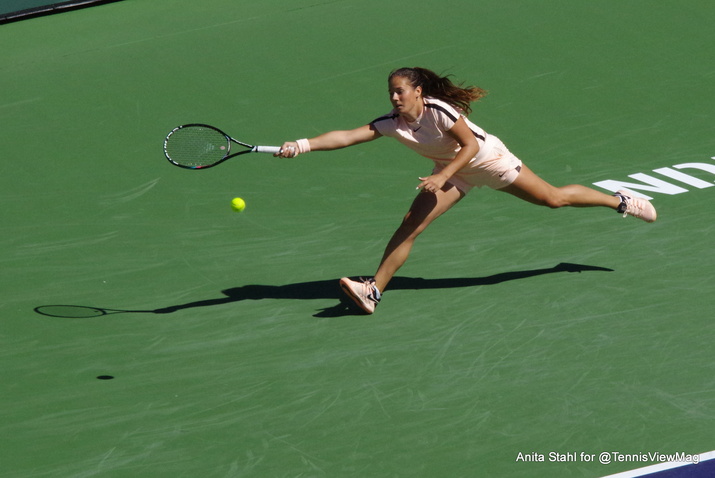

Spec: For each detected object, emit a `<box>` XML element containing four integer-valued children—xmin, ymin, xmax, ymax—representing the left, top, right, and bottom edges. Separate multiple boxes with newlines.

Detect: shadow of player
<box><xmin>34</xmin><ymin>263</ymin><xmax>612</xmax><ymax>319</ymax></box>
<box><xmin>155</xmin><ymin>262</ymin><xmax>614</xmax><ymax>317</ymax></box>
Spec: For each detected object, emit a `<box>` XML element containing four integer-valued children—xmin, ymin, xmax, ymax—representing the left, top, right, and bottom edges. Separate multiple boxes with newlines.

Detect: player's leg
<box><xmin>340</xmin><ymin>184</ymin><xmax>465</xmax><ymax>314</ymax></box>
<box><xmin>373</xmin><ymin>184</ymin><xmax>465</xmax><ymax>292</ymax></box>
<box><xmin>498</xmin><ymin>164</ymin><xmax>656</xmax><ymax>221</ymax></box>
<box><xmin>498</xmin><ymin>163</ymin><xmax>621</xmax><ymax>208</ymax></box>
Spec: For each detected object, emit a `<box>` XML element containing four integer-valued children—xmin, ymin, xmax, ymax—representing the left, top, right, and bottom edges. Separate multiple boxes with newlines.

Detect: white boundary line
<box><xmin>600</xmin><ymin>450</ymin><xmax>715</xmax><ymax>478</ymax></box>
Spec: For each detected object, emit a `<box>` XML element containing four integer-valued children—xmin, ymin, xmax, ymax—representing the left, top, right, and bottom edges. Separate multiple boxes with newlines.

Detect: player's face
<box><xmin>389</xmin><ymin>76</ymin><xmax>423</xmax><ymax>119</ymax></box>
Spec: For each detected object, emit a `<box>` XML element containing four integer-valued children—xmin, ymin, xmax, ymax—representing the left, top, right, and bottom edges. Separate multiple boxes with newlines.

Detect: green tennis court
<box><xmin>2</xmin><ymin>1</ymin><xmax>714</xmax><ymax>476</ymax></box>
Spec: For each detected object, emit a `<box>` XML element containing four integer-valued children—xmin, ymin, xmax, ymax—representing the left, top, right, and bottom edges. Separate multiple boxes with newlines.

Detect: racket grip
<box><xmin>254</xmin><ymin>145</ymin><xmax>282</xmax><ymax>154</ymax></box>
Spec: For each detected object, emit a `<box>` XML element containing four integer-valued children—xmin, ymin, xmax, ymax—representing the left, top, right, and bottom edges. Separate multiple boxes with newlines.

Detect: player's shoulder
<box><xmin>369</xmin><ymin>111</ymin><xmax>400</xmax><ymax>135</ymax></box>
<box><xmin>370</xmin><ymin>111</ymin><xmax>400</xmax><ymax>125</ymax></box>
<box><xmin>424</xmin><ymin>97</ymin><xmax>461</xmax><ymax>122</ymax></box>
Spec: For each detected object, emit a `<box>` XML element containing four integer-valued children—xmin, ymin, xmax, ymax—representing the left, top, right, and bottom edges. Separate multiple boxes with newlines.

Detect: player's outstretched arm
<box><xmin>276</xmin><ymin>124</ymin><xmax>381</xmax><ymax>158</ymax></box>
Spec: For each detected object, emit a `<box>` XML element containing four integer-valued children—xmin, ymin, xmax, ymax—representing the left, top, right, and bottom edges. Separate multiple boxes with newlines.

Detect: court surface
<box><xmin>1</xmin><ymin>1</ymin><xmax>714</xmax><ymax>476</ymax></box>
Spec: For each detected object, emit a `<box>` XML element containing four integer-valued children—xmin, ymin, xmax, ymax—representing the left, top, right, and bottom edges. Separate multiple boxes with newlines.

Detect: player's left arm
<box><xmin>417</xmin><ymin>116</ymin><xmax>480</xmax><ymax>192</ymax></box>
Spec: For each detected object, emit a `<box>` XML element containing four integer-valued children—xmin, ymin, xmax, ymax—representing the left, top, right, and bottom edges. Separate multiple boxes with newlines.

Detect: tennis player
<box><xmin>277</xmin><ymin>67</ymin><xmax>657</xmax><ymax>314</ymax></box>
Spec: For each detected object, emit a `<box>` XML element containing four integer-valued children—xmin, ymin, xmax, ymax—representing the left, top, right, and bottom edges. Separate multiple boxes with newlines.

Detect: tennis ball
<box><xmin>231</xmin><ymin>197</ymin><xmax>246</xmax><ymax>212</ymax></box>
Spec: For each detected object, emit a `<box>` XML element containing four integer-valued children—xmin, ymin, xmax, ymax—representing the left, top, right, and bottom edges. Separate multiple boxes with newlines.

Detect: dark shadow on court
<box><xmin>34</xmin><ymin>263</ymin><xmax>613</xmax><ymax>319</ymax></box>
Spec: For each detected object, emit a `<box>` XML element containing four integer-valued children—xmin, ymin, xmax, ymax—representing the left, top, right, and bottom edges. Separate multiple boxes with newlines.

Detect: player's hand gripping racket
<box><xmin>163</xmin><ymin>124</ymin><xmax>282</xmax><ymax>169</ymax></box>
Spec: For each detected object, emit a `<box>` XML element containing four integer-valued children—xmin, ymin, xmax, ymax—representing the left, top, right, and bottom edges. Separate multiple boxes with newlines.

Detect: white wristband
<box><xmin>296</xmin><ymin>138</ymin><xmax>311</xmax><ymax>154</ymax></box>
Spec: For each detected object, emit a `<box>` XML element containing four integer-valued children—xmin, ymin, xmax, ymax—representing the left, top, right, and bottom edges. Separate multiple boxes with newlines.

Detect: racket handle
<box><xmin>254</xmin><ymin>145</ymin><xmax>282</xmax><ymax>154</ymax></box>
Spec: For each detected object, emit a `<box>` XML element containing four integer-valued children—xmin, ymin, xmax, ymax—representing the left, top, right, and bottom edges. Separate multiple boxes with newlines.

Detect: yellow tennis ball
<box><xmin>231</xmin><ymin>197</ymin><xmax>246</xmax><ymax>212</ymax></box>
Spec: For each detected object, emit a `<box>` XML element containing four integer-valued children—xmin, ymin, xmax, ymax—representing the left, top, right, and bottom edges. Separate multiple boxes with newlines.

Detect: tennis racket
<box><xmin>163</xmin><ymin>124</ymin><xmax>282</xmax><ymax>170</ymax></box>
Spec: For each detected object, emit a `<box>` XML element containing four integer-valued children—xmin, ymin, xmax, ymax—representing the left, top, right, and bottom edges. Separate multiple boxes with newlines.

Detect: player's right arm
<box><xmin>277</xmin><ymin>124</ymin><xmax>381</xmax><ymax>157</ymax></box>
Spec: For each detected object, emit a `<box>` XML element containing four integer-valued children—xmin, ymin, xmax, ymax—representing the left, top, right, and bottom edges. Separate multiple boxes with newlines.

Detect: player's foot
<box><xmin>339</xmin><ymin>277</ymin><xmax>381</xmax><ymax>314</ymax></box>
<box><xmin>614</xmin><ymin>190</ymin><xmax>657</xmax><ymax>223</ymax></box>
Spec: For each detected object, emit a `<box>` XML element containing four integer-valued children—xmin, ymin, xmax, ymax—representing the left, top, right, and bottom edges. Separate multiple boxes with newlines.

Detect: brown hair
<box><xmin>388</xmin><ymin>67</ymin><xmax>487</xmax><ymax>115</ymax></box>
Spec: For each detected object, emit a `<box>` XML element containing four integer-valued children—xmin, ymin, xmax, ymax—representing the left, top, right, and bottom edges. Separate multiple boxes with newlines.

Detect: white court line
<box><xmin>600</xmin><ymin>450</ymin><xmax>715</xmax><ymax>478</ymax></box>
<box><xmin>0</xmin><ymin>97</ymin><xmax>42</xmax><ymax>110</ymax></box>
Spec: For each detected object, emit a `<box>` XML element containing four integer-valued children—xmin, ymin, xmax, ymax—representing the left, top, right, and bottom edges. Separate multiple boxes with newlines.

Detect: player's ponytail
<box><xmin>388</xmin><ymin>67</ymin><xmax>487</xmax><ymax>115</ymax></box>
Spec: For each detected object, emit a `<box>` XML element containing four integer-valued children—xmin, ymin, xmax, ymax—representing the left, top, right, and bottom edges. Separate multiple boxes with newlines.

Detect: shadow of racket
<box><xmin>33</xmin><ymin>305</ymin><xmax>155</xmax><ymax>319</ymax></box>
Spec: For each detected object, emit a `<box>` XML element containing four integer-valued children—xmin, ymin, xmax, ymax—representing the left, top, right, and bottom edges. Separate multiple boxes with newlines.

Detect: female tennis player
<box><xmin>277</xmin><ymin>67</ymin><xmax>656</xmax><ymax>314</ymax></box>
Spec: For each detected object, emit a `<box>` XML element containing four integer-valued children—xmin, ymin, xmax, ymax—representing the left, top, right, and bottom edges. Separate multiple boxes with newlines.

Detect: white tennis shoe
<box><xmin>339</xmin><ymin>277</ymin><xmax>381</xmax><ymax>314</ymax></box>
<box><xmin>614</xmin><ymin>190</ymin><xmax>657</xmax><ymax>223</ymax></box>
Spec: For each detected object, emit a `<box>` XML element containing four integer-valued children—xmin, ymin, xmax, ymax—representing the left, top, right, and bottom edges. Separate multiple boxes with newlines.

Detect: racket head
<box><xmin>164</xmin><ymin>124</ymin><xmax>234</xmax><ymax>169</ymax></box>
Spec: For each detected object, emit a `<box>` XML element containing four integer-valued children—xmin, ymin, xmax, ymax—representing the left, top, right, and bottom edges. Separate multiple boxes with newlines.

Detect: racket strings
<box><xmin>165</xmin><ymin>126</ymin><xmax>229</xmax><ymax>168</ymax></box>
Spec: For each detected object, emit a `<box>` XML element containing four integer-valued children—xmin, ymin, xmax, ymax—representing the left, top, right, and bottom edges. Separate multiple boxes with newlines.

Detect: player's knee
<box><xmin>399</xmin><ymin>211</ymin><xmax>430</xmax><ymax>236</ymax></box>
<box><xmin>541</xmin><ymin>191</ymin><xmax>570</xmax><ymax>209</ymax></box>
<box><xmin>544</xmin><ymin>198</ymin><xmax>566</xmax><ymax>209</ymax></box>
